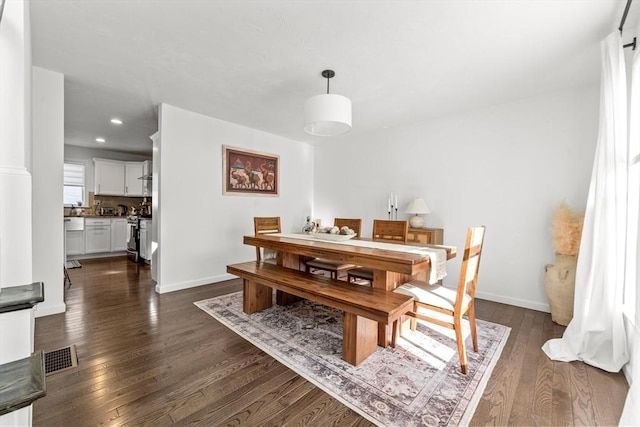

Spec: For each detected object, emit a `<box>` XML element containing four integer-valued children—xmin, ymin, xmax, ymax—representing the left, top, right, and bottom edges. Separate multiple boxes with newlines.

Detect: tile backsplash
<box><xmin>64</xmin><ymin>193</ymin><xmax>150</xmax><ymax>216</ymax></box>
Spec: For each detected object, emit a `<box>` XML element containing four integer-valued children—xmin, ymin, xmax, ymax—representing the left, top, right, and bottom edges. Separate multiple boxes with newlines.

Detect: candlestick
<box><xmin>395</xmin><ymin>207</ymin><xmax>398</xmax><ymax>221</ymax></box>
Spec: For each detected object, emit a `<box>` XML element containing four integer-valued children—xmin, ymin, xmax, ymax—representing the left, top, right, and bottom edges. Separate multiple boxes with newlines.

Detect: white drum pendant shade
<box><xmin>304</xmin><ymin>94</ymin><xmax>352</xmax><ymax>136</ymax></box>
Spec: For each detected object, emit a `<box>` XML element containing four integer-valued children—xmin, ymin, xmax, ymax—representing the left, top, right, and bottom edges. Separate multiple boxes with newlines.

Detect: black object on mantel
<box><xmin>0</xmin><ymin>282</ymin><xmax>44</xmax><ymax>314</ymax></box>
<box><xmin>0</xmin><ymin>351</ymin><xmax>46</xmax><ymax>416</ymax></box>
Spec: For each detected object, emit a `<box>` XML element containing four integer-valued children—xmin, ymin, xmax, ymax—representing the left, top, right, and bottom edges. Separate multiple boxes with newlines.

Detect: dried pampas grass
<box><xmin>552</xmin><ymin>202</ymin><xmax>584</xmax><ymax>256</ymax></box>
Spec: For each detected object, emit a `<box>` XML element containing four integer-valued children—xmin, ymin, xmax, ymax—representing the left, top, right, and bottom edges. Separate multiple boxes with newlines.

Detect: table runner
<box><xmin>272</xmin><ymin>233</ymin><xmax>447</xmax><ymax>283</ymax></box>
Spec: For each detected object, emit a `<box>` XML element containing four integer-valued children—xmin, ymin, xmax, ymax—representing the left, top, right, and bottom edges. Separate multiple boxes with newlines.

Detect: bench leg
<box><xmin>243</xmin><ymin>279</ymin><xmax>272</xmax><ymax>314</ymax></box>
<box><xmin>372</xmin><ymin>269</ymin><xmax>413</xmax><ymax>347</ymax></box>
<box><xmin>342</xmin><ymin>312</ymin><xmax>378</xmax><ymax>365</ymax></box>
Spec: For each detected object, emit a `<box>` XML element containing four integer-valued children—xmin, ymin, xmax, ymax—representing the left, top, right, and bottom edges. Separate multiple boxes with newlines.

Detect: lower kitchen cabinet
<box><xmin>65</xmin><ymin>217</ymin><xmax>85</xmax><ymax>256</ymax></box>
<box><xmin>111</xmin><ymin>219</ymin><xmax>128</xmax><ymax>252</ymax></box>
<box><xmin>66</xmin><ymin>230</ymin><xmax>85</xmax><ymax>255</ymax></box>
<box><xmin>85</xmin><ymin>219</ymin><xmax>111</xmax><ymax>254</ymax></box>
<box><xmin>64</xmin><ymin>217</ymin><xmax>132</xmax><ymax>257</ymax></box>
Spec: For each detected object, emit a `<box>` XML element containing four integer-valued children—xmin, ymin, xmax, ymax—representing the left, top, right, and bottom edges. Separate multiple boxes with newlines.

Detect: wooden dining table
<box><xmin>243</xmin><ymin>233</ymin><xmax>457</xmax><ymax>346</ymax></box>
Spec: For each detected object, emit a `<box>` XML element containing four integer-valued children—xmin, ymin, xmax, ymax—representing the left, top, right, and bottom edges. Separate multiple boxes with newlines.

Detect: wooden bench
<box><xmin>227</xmin><ymin>261</ymin><xmax>413</xmax><ymax>365</ymax></box>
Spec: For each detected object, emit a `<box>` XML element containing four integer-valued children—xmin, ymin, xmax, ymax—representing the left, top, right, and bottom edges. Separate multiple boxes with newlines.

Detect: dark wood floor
<box><xmin>33</xmin><ymin>257</ymin><xmax>628</xmax><ymax>426</ymax></box>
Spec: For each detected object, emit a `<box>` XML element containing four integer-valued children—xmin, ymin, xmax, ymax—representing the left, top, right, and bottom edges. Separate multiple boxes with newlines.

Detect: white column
<box><xmin>0</xmin><ymin>1</ymin><xmax>35</xmax><ymax>425</ymax></box>
<box><xmin>0</xmin><ymin>0</ymin><xmax>33</xmax><ymax>290</ymax></box>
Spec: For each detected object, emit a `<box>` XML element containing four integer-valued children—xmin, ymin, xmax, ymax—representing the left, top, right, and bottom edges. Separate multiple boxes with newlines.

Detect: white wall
<box><xmin>64</xmin><ymin>145</ymin><xmax>151</xmax><ymax>203</ymax></box>
<box><xmin>150</xmin><ymin>132</ymin><xmax>160</xmax><ymax>282</ymax></box>
<box><xmin>156</xmin><ymin>103</ymin><xmax>313</xmax><ymax>293</ymax></box>
<box><xmin>32</xmin><ymin>66</ymin><xmax>66</xmax><ymax>317</ymax></box>
<box><xmin>314</xmin><ymin>85</ymin><xmax>599</xmax><ymax>312</ymax></box>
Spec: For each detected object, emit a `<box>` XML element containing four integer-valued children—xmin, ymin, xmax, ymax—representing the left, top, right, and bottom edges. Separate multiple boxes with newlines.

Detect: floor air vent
<box><xmin>44</xmin><ymin>345</ymin><xmax>78</xmax><ymax>375</ymax></box>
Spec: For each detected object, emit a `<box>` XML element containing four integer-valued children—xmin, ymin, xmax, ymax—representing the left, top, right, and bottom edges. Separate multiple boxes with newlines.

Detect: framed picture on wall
<box><xmin>222</xmin><ymin>145</ymin><xmax>279</xmax><ymax>196</ymax></box>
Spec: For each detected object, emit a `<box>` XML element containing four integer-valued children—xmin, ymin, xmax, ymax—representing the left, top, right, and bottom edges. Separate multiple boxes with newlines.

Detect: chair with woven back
<box><xmin>304</xmin><ymin>218</ymin><xmax>362</xmax><ymax>279</ymax></box>
<box><xmin>346</xmin><ymin>219</ymin><xmax>409</xmax><ymax>284</ymax></box>
<box><xmin>392</xmin><ymin>226</ymin><xmax>486</xmax><ymax>374</ymax></box>
<box><xmin>253</xmin><ymin>217</ymin><xmax>281</xmax><ymax>262</ymax></box>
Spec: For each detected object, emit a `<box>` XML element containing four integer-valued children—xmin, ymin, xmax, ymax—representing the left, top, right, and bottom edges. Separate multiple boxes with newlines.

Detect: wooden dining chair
<box><xmin>392</xmin><ymin>226</ymin><xmax>486</xmax><ymax>374</ymax></box>
<box><xmin>347</xmin><ymin>220</ymin><xmax>409</xmax><ymax>284</ymax></box>
<box><xmin>253</xmin><ymin>217</ymin><xmax>281</xmax><ymax>262</ymax></box>
<box><xmin>304</xmin><ymin>218</ymin><xmax>362</xmax><ymax>279</ymax></box>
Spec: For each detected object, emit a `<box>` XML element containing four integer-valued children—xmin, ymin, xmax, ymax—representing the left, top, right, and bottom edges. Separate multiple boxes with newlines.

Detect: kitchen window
<box><xmin>64</xmin><ymin>162</ymin><xmax>85</xmax><ymax>206</ymax></box>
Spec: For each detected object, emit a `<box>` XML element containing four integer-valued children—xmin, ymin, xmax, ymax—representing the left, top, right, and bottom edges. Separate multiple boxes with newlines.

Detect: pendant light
<box><xmin>304</xmin><ymin>70</ymin><xmax>352</xmax><ymax>136</ymax></box>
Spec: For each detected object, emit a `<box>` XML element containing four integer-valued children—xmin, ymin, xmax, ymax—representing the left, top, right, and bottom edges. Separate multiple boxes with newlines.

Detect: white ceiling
<box><xmin>29</xmin><ymin>0</ymin><xmax>638</xmax><ymax>155</ymax></box>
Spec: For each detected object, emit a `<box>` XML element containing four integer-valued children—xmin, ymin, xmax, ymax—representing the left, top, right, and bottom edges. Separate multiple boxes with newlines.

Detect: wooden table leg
<box><xmin>275</xmin><ymin>252</ymin><xmax>304</xmax><ymax>306</ymax></box>
<box><xmin>342</xmin><ymin>312</ymin><xmax>378</xmax><ymax>365</ymax></box>
<box><xmin>243</xmin><ymin>279</ymin><xmax>272</xmax><ymax>314</ymax></box>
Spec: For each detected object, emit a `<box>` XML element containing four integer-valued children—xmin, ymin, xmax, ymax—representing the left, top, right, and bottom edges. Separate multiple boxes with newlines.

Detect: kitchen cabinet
<box><xmin>65</xmin><ymin>217</ymin><xmax>85</xmax><ymax>256</ymax></box>
<box><xmin>111</xmin><ymin>218</ymin><xmax>128</xmax><ymax>251</ymax></box>
<box><xmin>66</xmin><ymin>231</ymin><xmax>85</xmax><ymax>255</ymax></box>
<box><xmin>94</xmin><ymin>159</ymin><xmax>147</xmax><ymax>196</ymax></box>
<box><xmin>94</xmin><ymin>159</ymin><xmax>125</xmax><ymax>195</ymax></box>
<box><xmin>139</xmin><ymin>219</ymin><xmax>151</xmax><ymax>261</ymax></box>
<box><xmin>85</xmin><ymin>218</ymin><xmax>111</xmax><ymax>253</ymax></box>
<box><xmin>125</xmin><ymin>162</ymin><xmax>144</xmax><ymax>197</ymax></box>
<box><xmin>406</xmin><ymin>228</ymin><xmax>444</xmax><ymax>245</ymax></box>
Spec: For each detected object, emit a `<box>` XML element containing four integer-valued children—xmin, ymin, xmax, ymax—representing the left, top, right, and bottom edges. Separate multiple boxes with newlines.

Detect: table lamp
<box><xmin>405</xmin><ymin>198</ymin><xmax>431</xmax><ymax>228</ymax></box>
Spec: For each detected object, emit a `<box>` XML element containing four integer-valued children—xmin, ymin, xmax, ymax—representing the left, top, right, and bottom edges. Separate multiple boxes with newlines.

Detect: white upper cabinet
<box><xmin>94</xmin><ymin>158</ymin><xmax>147</xmax><ymax>197</ymax></box>
<box><xmin>125</xmin><ymin>162</ymin><xmax>144</xmax><ymax>197</ymax></box>
<box><xmin>94</xmin><ymin>159</ymin><xmax>125</xmax><ymax>195</ymax></box>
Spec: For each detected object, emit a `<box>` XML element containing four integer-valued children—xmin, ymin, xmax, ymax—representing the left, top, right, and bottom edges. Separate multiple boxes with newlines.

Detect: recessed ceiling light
<box><xmin>95</xmin><ymin>137</ymin><xmax>106</xmax><ymax>143</ymax></box>
<box><xmin>110</xmin><ymin>118</ymin><xmax>123</xmax><ymax>125</ymax></box>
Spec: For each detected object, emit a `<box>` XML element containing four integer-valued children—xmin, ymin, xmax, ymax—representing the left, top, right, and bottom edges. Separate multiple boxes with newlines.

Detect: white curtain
<box><xmin>619</xmin><ymin>23</ymin><xmax>640</xmax><ymax>427</ymax></box>
<box><xmin>542</xmin><ymin>31</ymin><xmax>629</xmax><ymax>372</ymax></box>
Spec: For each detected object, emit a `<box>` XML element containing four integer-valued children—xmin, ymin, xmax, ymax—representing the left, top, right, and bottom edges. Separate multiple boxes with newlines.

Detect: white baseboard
<box><xmin>155</xmin><ymin>275</ymin><xmax>552</xmax><ymax>313</ymax></box>
<box><xmin>34</xmin><ymin>302</ymin><xmax>66</xmax><ymax>318</ymax></box>
<box><xmin>155</xmin><ymin>273</ymin><xmax>237</xmax><ymax>294</ymax></box>
<box><xmin>475</xmin><ymin>290</ymin><xmax>550</xmax><ymax>313</ymax></box>
<box><xmin>68</xmin><ymin>252</ymin><xmax>127</xmax><ymax>260</ymax></box>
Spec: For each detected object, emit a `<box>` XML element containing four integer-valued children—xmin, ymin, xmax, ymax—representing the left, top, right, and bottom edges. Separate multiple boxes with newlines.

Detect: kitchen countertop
<box><xmin>64</xmin><ymin>215</ymin><xmax>152</xmax><ymax>219</ymax></box>
<box><xmin>64</xmin><ymin>215</ymin><xmax>125</xmax><ymax>218</ymax></box>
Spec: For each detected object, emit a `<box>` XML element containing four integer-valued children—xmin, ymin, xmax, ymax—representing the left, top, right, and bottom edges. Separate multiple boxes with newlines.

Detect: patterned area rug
<box><xmin>195</xmin><ymin>292</ymin><xmax>510</xmax><ymax>427</ymax></box>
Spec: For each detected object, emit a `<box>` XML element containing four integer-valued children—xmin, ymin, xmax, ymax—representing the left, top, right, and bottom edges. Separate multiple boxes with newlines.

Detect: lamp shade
<box><xmin>406</xmin><ymin>198</ymin><xmax>431</xmax><ymax>214</ymax></box>
<box><xmin>304</xmin><ymin>94</ymin><xmax>352</xmax><ymax>136</ymax></box>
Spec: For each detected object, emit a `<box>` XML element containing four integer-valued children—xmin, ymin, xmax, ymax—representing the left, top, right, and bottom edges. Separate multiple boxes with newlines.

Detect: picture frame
<box><xmin>222</xmin><ymin>145</ymin><xmax>279</xmax><ymax>196</ymax></box>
